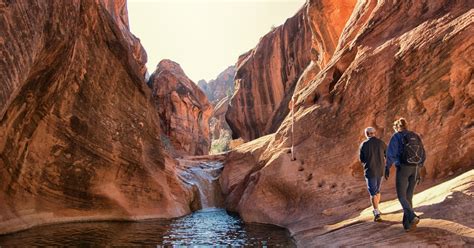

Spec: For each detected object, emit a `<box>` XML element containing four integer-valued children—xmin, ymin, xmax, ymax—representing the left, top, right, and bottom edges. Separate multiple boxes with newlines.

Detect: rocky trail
<box><xmin>293</xmin><ymin>170</ymin><xmax>474</xmax><ymax>246</ymax></box>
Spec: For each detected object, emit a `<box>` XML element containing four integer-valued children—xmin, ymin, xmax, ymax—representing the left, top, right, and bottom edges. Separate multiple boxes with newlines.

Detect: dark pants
<box><xmin>396</xmin><ymin>165</ymin><xmax>417</xmax><ymax>229</ymax></box>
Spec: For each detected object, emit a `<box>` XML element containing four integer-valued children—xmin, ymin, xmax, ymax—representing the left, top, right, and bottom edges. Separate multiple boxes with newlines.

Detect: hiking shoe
<box><xmin>411</xmin><ymin>216</ymin><xmax>420</xmax><ymax>226</ymax></box>
<box><xmin>405</xmin><ymin>216</ymin><xmax>420</xmax><ymax>232</ymax></box>
<box><xmin>374</xmin><ymin>214</ymin><xmax>382</xmax><ymax>222</ymax></box>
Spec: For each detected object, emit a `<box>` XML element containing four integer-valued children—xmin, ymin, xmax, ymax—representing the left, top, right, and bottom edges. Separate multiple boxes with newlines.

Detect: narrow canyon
<box><xmin>0</xmin><ymin>0</ymin><xmax>473</xmax><ymax>246</ymax></box>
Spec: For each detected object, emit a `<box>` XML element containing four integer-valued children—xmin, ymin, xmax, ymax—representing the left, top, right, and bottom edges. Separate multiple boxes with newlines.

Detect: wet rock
<box><xmin>177</xmin><ymin>159</ymin><xmax>225</xmax><ymax>210</ymax></box>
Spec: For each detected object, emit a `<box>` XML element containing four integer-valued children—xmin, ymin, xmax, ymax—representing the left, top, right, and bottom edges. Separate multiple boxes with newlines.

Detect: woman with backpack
<box><xmin>384</xmin><ymin>118</ymin><xmax>426</xmax><ymax>232</ymax></box>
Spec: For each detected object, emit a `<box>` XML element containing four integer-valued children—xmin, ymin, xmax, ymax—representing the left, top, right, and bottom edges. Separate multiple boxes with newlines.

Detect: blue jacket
<box><xmin>386</xmin><ymin>130</ymin><xmax>426</xmax><ymax>169</ymax></box>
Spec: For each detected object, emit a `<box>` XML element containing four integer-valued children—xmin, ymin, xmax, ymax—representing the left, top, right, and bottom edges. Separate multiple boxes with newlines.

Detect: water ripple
<box><xmin>0</xmin><ymin>209</ymin><xmax>294</xmax><ymax>247</ymax></box>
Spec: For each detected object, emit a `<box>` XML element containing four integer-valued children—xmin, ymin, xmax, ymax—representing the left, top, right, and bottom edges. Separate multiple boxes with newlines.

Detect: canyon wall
<box><xmin>97</xmin><ymin>0</ymin><xmax>148</xmax><ymax>78</ymax></box>
<box><xmin>224</xmin><ymin>0</ymin><xmax>357</xmax><ymax>143</ymax></box>
<box><xmin>221</xmin><ymin>0</ymin><xmax>473</xmax><ymax>238</ymax></box>
<box><xmin>198</xmin><ymin>66</ymin><xmax>236</xmax><ymax>153</ymax></box>
<box><xmin>0</xmin><ymin>0</ymin><xmax>193</xmax><ymax>234</ymax></box>
<box><xmin>149</xmin><ymin>60</ymin><xmax>213</xmax><ymax>156</ymax></box>
<box><xmin>293</xmin><ymin>0</ymin><xmax>358</xmax><ymax>91</ymax></box>
<box><xmin>225</xmin><ymin>5</ymin><xmax>313</xmax><ymax>141</ymax></box>
<box><xmin>208</xmin><ymin>96</ymin><xmax>232</xmax><ymax>153</ymax></box>
<box><xmin>198</xmin><ymin>65</ymin><xmax>235</xmax><ymax>104</ymax></box>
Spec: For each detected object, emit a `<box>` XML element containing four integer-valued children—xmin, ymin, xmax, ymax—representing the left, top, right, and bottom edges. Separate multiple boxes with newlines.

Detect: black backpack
<box><xmin>401</xmin><ymin>131</ymin><xmax>425</xmax><ymax>166</ymax></box>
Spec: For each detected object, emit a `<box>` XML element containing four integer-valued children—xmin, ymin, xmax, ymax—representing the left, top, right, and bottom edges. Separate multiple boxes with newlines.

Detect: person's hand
<box><xmin>384</xmin><ymin>167</ymin><xmax>390</xmax><ymax>180</ymax></box>
<box><xmin>416</xmin><ymin>166</ymin><xmax>424</xmax><ymax>185</ymax></box>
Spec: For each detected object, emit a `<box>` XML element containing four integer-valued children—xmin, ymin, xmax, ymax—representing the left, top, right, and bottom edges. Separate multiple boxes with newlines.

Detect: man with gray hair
<box><xmin>359</xmin><ymin>127</ymin><xmax>387</xmax><ymax>221</ymax></box>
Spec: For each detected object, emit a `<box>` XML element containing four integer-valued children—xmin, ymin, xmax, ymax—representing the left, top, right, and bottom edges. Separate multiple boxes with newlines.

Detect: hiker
<box><xmin>385</xmin><ymin>118</ymin><xmax>426</xmax><ymax>232</ymax></box>
<box><xmin>359</xmin><ymin>127</ymin><xmax>387</xmax><ymax>222</ymax></box>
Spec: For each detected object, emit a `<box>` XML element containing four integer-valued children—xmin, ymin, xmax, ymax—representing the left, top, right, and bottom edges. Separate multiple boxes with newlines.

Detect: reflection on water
<box><xmin>0</xmin><ymin>209</ymin><xmax>294</xmax><ymax>247</ymax></box>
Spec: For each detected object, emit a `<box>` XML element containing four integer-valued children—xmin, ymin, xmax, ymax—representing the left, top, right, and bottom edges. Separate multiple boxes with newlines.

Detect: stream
<box><xmin>0</xmin><ymin>161</ymin><xmax>295</xmax><ymax>246</ymax></box>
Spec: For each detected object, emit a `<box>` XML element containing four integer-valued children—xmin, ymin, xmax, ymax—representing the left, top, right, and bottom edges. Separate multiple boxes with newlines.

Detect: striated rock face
<box><xmin>208</xmin><ymin>96</ymin><xmax>233</xmax><ymax>153</ymax></box>
<box><xmin>149</xmin><ymin>59</ymin><xmax>213</xmax><ymax>156</ymax></box>
<box><xmin>221</xmin><ymin>0</ymin><xmax>474</xmax><ymax>244</ymax></box>
<box><xmin>294</xmin><ymin>0</ymin><xmax>357</xmax><ymax>91</ymax></box>
<box><xmin>198</xmin><ymin>66</ymin><xmax>236</xmax><ymax>153</ymax></box>
<box><xmin>225</xmin><ymin>6</ymin><xmax>313</xmax><ymax>141</ymax></box>
<box><xmin>198</xmin><ymin>66</ymin><xmax>236</xmax><ymax>104</ymax></box>
<box><xmin>223</xmin><ymin>0</ymin><xmax>357</xmax><ymax>142</ymax></box>
<box><xmin>211</xmin><ymin>96</ymin><xmax>231</xmax><ymax>139</ymax></box>
<box><xmin>0</xmin><ymin>0</ymin><xmax>193</xmax><ymax>234</ymax></box>
<box><xmin>98</xmin><ymin>0</ymin><xmax>148</xmax><ymax>78</ymax></box>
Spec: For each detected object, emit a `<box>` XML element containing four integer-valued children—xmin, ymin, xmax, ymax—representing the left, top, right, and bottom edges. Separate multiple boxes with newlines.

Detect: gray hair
<box><xmin>365</xmin><ymin>127</ymin><xmax>376</xmax><ymax>138</ymax></box>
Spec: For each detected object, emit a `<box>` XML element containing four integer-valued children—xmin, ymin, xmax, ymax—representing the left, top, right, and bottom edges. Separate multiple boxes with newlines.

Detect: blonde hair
<box><xmin>393</xmin><ymin>118</ymin><xmax>408</xmax><ymax>131</ymax></box>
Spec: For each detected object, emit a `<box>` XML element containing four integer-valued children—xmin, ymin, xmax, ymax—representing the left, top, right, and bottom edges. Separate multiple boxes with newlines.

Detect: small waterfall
<box><xmin>179</xmin><ymin>161</ymin><xmax>225</xmax><ymax>209</ymax></box>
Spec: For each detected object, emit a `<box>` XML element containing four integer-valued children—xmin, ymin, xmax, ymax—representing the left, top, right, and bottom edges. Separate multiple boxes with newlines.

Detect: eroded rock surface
<box><xmin>98</xmin><ymin>0</ymin><xmax>148</xmax><ymax>78</ymax></box>
<box><xmin>0</xmin><ymin>0</ymin><xmax>193</xmax><ymax>234</ymax></box>
<box><xmin>198</xmin><ymin>66</ymin><xmax>235</xmax><ymax>104</ymax></box>
<box><xmin>149</xmin><ymin>59</ymin><xmax>213</xmax><ymax>156</ymax></box>
<box><xmin>294</xmin><ymin>0</ymin><xmax>357</xmax><ymax>91</ymax></box>
<box><xmin>225</xmin><ymin>5</ymin><xmax>313</xmax><ymax>141</ymax></box>
<box><xmin>197</xmin><ymin>66</ymin><xmax>236</xmax><ymax>154</ymax></box>
<box><xmin>221</xmin><ymin>0</ymin><xmax>473</xmax><ymax>245</ymax></box>
<box><xmin>295</xmin><ymin>170</ymin><xmax>474</xmax><ymax>246</ymax></box>
<box><xmin>210</xmin><ymin>96</ymin><xmax>231</xmax><ymax>140</ymax></box>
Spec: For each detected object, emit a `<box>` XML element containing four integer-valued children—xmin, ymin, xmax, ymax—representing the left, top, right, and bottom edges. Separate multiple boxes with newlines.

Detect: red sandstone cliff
<box><xmin>98</xmin><ymin>0</ymin><xmax>148</xmax><ymax>78</ymax></box>
<box><xmin>221</xmin><ymin>0</ymin><xmax>473</xmax><ymax>245</ymax></box>
<box><xmin>224</xmin><ymin>0</ymin><xmax>357</xmax><ymax>143</ymax></box>
<box><xmin>0</xmin><ymin>0</ymin><xmax>193</xmax><ymax>234</ymax></box>
<box><xmin>294</xmin><ymin>0</ymin><xmax>358</xmax><ymax>91</ymax></box>
<box><xmin>198</xmin><ymin>66</ymin><xmax>236</xmax><ymax>153</ymax></box>
<box><xmin>225</xmin><ymin>5</ymin><xmax>313</xmax><ymax>141</ymax></box>
<box><xmin>209</xmin><ymin>96</ymin><xmax>232</xmax><ymax>153</ymax></box>
<box><xmin>149</xmin><ymin>60</ymin><xmax>213</xmax><ymax>156</ymax></box>
<box><xmin>198</xmin><ymin>66</ymin><xmax>236</xmax><ymax>104</ymax></box>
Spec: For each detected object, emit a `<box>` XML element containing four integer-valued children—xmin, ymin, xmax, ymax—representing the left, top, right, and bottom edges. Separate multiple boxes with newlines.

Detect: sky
<box><xmin>127</xmin><ymin>0</ymin><xmax>305</xmax><ymax>82</ymax></box>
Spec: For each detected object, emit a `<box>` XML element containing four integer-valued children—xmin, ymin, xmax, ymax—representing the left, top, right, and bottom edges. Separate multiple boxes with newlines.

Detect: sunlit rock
<box><xmin>225</xmin><ymin>4</ymin><xmax>313</xmax><ymax>141</ymax></box>
<box><xmin>149</xmin><ymin>59</ymin><xmax>213</xmax><ymax>156</ymax></box>
<box><xmin>0</xmin><ymin>0</ymin><xmax>192</xmax><ymax>234</ymax></box>
<box><xmin>221</xmin><ymin>0</ymin><xmax>474</xmax><ymax>246</ymax></box>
